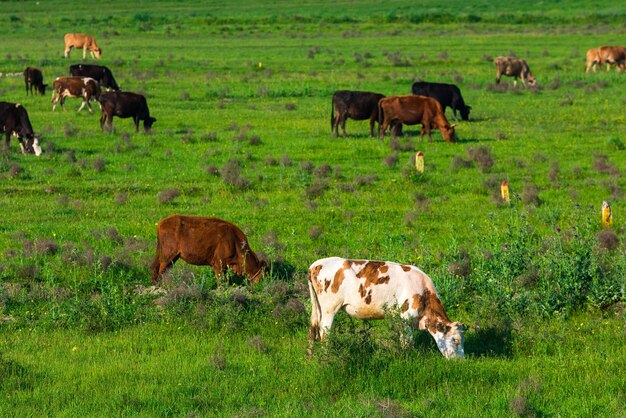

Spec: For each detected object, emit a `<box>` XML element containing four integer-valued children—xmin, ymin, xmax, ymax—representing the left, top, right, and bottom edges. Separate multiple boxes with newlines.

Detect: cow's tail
<box><xmin>378</xmin><ymin>100</ymin><xmax>385</xmax><ymax>137</ymax></box>
<box><xmin>308</xmin><ymin>270</ymin><xmax>322</xmax><ymax>342</ymax></box>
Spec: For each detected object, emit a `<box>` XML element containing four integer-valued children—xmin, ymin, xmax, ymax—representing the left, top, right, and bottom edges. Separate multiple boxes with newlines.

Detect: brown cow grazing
<box><xmin>99</xmin><ymin>92</ymin><xmax>157</xmax><ymax>132</ymax></box>
<box><xmin>0</xmin><ymin>102</ymin><xmax>42</xmax><ymax>156</ymax></box>
<box><xmin>64</xmin><ymin>33</ymin><xmax>101</xmax><ymax>59</ymax></box>
<box><xmin>24</xmin><ymin>67</ymin><xmax>48</xmax><ymax>96</ymax></box>
<box><xmin>151</xmin><ymin>215</ymin><xmax>266</xmax><ymax>285</ymax></box>
<box><xmin>598</xmin><ymin>46</ymin><xmax>626</xmax><ymax>72</ymax></box>
<box><xmin>494</xmin><ymin>56</ymin><xmax>536</xmax><ymax>87</ymax></box>
<box><xmin>379</xmin><ymin>95</ymin><xmax>456</xmax><ymax>142</ymax></box>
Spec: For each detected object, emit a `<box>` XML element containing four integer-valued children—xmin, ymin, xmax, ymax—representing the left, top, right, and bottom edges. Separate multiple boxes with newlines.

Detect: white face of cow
<box><xmin>433</xmin><ymin>322</ymin><xmax>465</xmax><ymax>359</ymax></box>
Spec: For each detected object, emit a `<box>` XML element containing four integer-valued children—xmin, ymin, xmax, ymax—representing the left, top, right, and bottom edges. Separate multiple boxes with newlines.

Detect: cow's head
<box><xmin>144</xmin><ymin>117</ymin><xmax>157</xmax><ymax>131</ymax></box>
<box><xmin>460</xmin><ymin>105</ymin><xmax>471</xmax><ymax>121</ymax></box>
<box><xmin>442</xmin><ymin>124</ymin><xmax>456</xmax><ymax>142</ymax></box>
<box><xmin>38</xmin><ymin>83</ymin><xmax>48</xmax><ymax>95</ymax></box>
<box><xmin>527</xmin><ymin>74</ymin><xmax>537</xmax><ymax>86</ymax></box>
<box><xmin>433</xmin><ymin>321</ymin><xmax>465</xmax><ymax>359</ymax></box>
<box><xmin>21</xmin><ymin>135</ymin><xmax>42</xmax><ymax>156</ymax></box>
<box><xmin>93</xmin><ymin>47</ymin><xmax>102</xmax><ymax>59</ymax></box>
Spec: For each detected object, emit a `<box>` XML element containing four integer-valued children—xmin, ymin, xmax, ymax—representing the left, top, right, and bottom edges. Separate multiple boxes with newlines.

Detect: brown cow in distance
<box><xmin>151</xmin><ymin>215</ymin><xmax>267</xmax><ymax>285</ymax></box>
<box><xmin>64</xmin><ymin>33</ymin><xmax>101</xmax><ymax>59</ymax></box>
<box><xmin>379</xmin><ymin>95</ymin><xmax>456</xmax><ymax>142</ymax></box>
<box><xmin>494</xmin><ymin>56</ymin><xmax>536</xmax><ymax>87</ymax></box>
<box><xmin>585</xmin><ymin>46</ymin><xmax>626</xmax><ymax>73</ymax></box>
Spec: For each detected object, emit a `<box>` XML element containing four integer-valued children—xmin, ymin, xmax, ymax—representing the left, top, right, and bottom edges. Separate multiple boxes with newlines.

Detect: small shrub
<box><xmin>115</xmin><ymin>193</ymin><xmax>128</xmax><ymax>205</ymax></box>
<box><xmin>221</xmin><ymin>159</ymin><xmax>250</xmax><ymax>189</ymax></box>
<box><xmin>92</xmin><ymin>158</ymin><xmax>105</xmax><ymax>172</ymax></box>
<box><xmin>383</xmin><ymin>152</ymin><xmax>398</xmax><ymax>167</ymax></box>
<box><xmin>467</xmin><ymin>146</ymin><xmax>494</xmax><ymax>172</ymax></box>
<box><xmin>284</xmin><ymin>103</ymin><xmax>297</xmax><ymax>111</ymax></box>
<box><xmin>597</xmin><ymin>230</ymin><xmax>619</xmax><ymax>251</ymax></box>
<box><xmin>157</xmin><ymin>188</ymin><xmax>180</xmax><ymax>204</ymax></box>
<box><xmin>606</xmin><ymin>137</ymin><xmax>625</xmax><ymax>151</ymax></box>
<box><xmin>248</xmin><ymin>135</ymin><xmax>261</xmax><ymax>145</ymax></box>
<box><xmin>280</xmin><ymin>155</ymin><xmax>292</xmax><ymax>167</ymax></box>
<box><xmin>548</xmin><ymin>161</ymin><xmax>560</xmax><ymax>183</ymax></box>
<box><xmin>522</xmin><ymin>184</ymin><xmax>541</xmax><ymax>206</ymax></box>
<box><xmin>205</xmin><ymin>165</ymin><xmax>220</xmax><ymax>176</ymax></box>
<box><xmin>308</xmin><ymin>226</ymin><xmax>323</xmax><ymax>240</ymax></box>
<box><xmin>592</xmin><ymin>153</ymin><xmax>619</xmax><ymax>175</ymax></box>
<box><xmin>451</xmin><ymin>155</ymin><xmax>472</xmax><ymax>171</ymax></box>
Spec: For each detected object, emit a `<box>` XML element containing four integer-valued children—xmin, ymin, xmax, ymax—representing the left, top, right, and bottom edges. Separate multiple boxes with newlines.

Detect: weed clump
<box><xmin>157</xmin><ymin>188</ymin><xmax>180</xmax><ymax>204</ymax></box>
<box><xmin>522</xmin><ymin>184</ymin><xmax>541</xmax><ymax>206</ymax></box>
<box><xmin>467</xmin><ymin>146</ymin><xmax>494</xmax><ymax>172</ymax></box>
<box><xmin>597</xmin><ymin>230</ymin><xmax>619</xmax><ymax>251</ymax></box>
<box><xmin>221</xmin><ymin>159</ymin><xmax>250</xmax><ymax>189</ymax></box>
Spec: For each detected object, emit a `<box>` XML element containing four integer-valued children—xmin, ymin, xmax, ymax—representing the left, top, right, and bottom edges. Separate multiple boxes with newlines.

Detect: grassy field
<box><xmin>1</xmin><ymin>1</ymin><xmax>625</xmax><ymax>416</ymax></box>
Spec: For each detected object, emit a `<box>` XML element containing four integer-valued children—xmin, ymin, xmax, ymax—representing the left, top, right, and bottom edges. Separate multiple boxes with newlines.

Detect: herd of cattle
<box><xmin>2</xmin><ymin>33</ymin><xmax>625</xmax><ymax>359</ymax></box>
<box><xmin>1</xmin><ymin>33</ymin><xmax>157</xmax><ymax>157</ymax></box>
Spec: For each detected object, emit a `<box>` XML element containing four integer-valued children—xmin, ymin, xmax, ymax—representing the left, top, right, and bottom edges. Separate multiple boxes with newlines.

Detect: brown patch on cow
<box><xmin>330</xmin><ymin>267</ymin><xmax>345</xmax><ymax>293</ymax></box>
<box><xmin>411</xmin><ymin>288</ymin><xmax>452</xmax><ymax>333</ymax></box>
<box><xmin>352</xmin><ymin>259</ymin><xmax>366</xmax><ymax>265</ymax></box>
<box><xmin>357</xmin><ymin>261</ymin><xmax>390</xmax><ymax>288</ymax></box>
<box><xmin>401</xmin><ymin>265</ymin><xmax>411</xmax><ymax>272</ymax></box>
<box><xmin>401</xmin><ymin>299</ymin><xmax>409</xmax><ymax>313</ymax></box>
<box><xmin>324</xmin><ymin>279</ymin><xmax>331</xmax><ymax>292</ymax></box>
<box><xmin>359</xmin><ymin>284</ymin><xmax>366</xmax><ymax>298</ymax></box>
<box><xmin>308</xmin><ymin>265</ymin><xmax>323</xmax><ymax>294</ymax></box>
<box><xmin>365</xmin><ymin>290</ymin><xmax>372</xmax><ymax>305</ymax></box>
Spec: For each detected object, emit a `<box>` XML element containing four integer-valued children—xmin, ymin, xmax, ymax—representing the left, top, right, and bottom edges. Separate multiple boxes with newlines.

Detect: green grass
<box><xmin>1</xmin><ymin>1</ymin><xmax>625</xmax><ymax>416</ymax></box>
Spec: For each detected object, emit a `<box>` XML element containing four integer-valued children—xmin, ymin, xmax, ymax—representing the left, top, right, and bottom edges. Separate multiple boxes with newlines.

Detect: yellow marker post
<box><xmin>501</xmin><ymin>180</ymin><xmax>510</xmax><ymax>203</ymax></box>
<box><xmin>602</xmin><ymin>201</ymin><xmax>613</xmax><ymax>227</ymax></box>
<box><xmin>415</xmin><ymin>151</ymin><xmax>424</xmax><ymax>173</ymax></box>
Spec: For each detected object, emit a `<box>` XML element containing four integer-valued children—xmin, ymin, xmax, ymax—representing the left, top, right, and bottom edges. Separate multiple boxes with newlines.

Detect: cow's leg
<box><xmin>64</xmin><ymin>46</ymin><xmax>71</xmax><ymax>58</ymax></box>
<box><xmin>340</xmin><ymin>116</ymin><xmax>347</xmax><ymax>137</ymax></box>
<box><xmin>369</xmin><ymin>116</ymin><xmax>376</xmax><ymax>137</ymax></box>
<box><xmin>99</xmin><ymin>112</ymin><xmax>107</xmax><ymax>131</ymax></box>
<box><xmin>134</xmin><ymin>116</ymin><xmax>140</xmax><ymax>132</ymax></box>
<box><xmin>379</xmin><ymin>119</ymin><xmax>389</xmax><ymax>140</ymax></box>
<box><xmin>77</xmin><ymin>99</ymin><xmax>87</xmax><ymax>112</ymax></box>
<box><xmin>82</xmin><ymin>46</ymin><xmax>87</xmax><ymax>60</ymax></box>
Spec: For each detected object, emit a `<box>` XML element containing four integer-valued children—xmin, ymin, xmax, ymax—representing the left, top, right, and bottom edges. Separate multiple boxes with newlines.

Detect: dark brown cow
<box><xmin>379</xmin><ymin>95</ymin><xmax>456</xmax><ymax>142</ymax></box>
<box><xmin>331</xmin><ymin>90</ymin><xmax>386</xmax><ymax>137</ymax></box>
<box><xmin>0</xmin><ymin>102</ymin><xmax>41</xmax><ymax>155</ymax></box>
<box><xmin>151</xmin><ymin>215</ymin><xmax>266</xmax><ymax>285</ymax></box>
<box><xmin>51</xmin><ymin>76</ymin><xmax>101</xmax><ymax>112</ymax></box>
<box><xmin>24</xmin><ymin>67</ymin><xmax>48</xmax><ymax>96</ymax></box>
<box><xmin>64</xmin><ymin>33</ymin><xmax>101</xmax><ymax>59</ymax></box>
<box><xmin>99</xmin><ymin>92</ymin><xmax>156</xmax><ymax>132</ymax></box>
<box><xmin>494</xmin><ymin>56</ymin><xmax>536</xmax><ymax>87</ymax></box>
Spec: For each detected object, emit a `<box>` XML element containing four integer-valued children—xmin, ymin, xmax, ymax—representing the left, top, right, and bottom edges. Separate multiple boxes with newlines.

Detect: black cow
<box><xmin>69</xmin><ymin>64</ymin><xmax>120</xmax><ymax>91</ymax></box>
<box><xmin>99</xmin><ymin>92</ymin><xmax>156</xmax><ymax>132</ymax></box>
<box><xmin>330</xmin><ymin>90</ymin><xmax>387</xmax><ymax>137</ymax></box>
<box><xmin>411</xmin><ymin>81</ymin><xmax>471</xmax><ymax>121</ymax></box>
<box><xmin>24</xmin><ymin>67</ymin><xmax>48</xmax><ymax>96</ymax></box>
<box><xmin>0</xmin><ymin>102</ymin><xmax>41</xmax><ymax>155</ymax></box>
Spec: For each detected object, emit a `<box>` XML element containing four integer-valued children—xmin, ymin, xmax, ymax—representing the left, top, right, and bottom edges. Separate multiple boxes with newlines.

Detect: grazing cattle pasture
<box><xmin>308</xmin><ymin>257</ymin><xmax>465</xmax><ymax>359</ymax></box>
<box><xmin>0</xmin><ymin>1</ymin><xmax>624</xmax><ymax>417</ymax></box>
<box><xmin>151</xmin><ymin>215</ymin><xmax>266</xmax><ymax>284</ymax></box>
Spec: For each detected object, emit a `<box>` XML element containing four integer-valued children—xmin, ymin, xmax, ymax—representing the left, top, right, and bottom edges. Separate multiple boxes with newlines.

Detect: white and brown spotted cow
<box><xmin>51</xmin><ymin>76</ymin><xmax>101</xmax><ymax>112</ymax></box>
<box><xmin>64</xmin><ymin>33</ymin><xmax>101</xmax><ymax>59</ymax></box>
<box><xmin>308</xmin><ymin>257</ymin><xmax>465</xmax><ymax>359</ymax></box>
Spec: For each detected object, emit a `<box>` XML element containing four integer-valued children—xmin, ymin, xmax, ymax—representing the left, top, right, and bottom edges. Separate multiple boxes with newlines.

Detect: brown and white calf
<box><xmin>308</xmin><ymin>257</ymin><xmax>465</xmax><ymax>359</ymax></box>
<box><xmin>64</xmin><ymin>33</ymin><xmax>102</xmax><ymax>59</ymax></box>
<box><xmin>51</xmin><ymin>76</ymin><xmax>101</xmax><ymax>112</ymax></box>
<box><xmin>494</xmin><ymin>56</ymin><xmax>536</xmax><ymax>88</ymax></box>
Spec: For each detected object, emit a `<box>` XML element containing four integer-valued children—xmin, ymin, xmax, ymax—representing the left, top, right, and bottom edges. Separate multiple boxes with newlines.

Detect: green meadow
<box><xmin>1</xmin><ymin>1</ymin><xmax>624</xmax><ymax>416</ymax></box>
